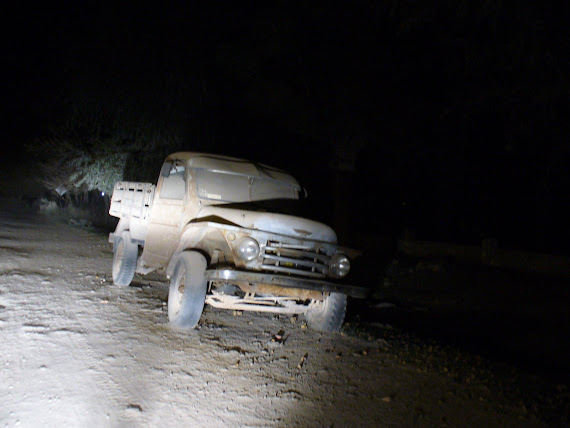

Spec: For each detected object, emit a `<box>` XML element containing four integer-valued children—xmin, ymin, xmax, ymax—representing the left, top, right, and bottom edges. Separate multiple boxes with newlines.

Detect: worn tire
<box><xmin>168</xmin><ymin>251</ymin><xmax>208</xmax><ymax>328</ymax></box>
<box><xmin>305</xmin><ymin>292</ymin><xmax>347</xmax><ymax>332</ymax></box>
<box><xmin>112</xmin><ymin>231</ymin><xmax>138</xmax><ymax>286</ymax></box>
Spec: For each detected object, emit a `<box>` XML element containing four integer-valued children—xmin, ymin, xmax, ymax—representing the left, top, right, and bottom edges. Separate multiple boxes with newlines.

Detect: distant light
<box><xmin>55</xmin><ymin>186</ymin><xmax>67</xmax><ymax>196</ymax></box>
<box><xmin>101</xmin><ymin>191</ymin><xmax>105</xmax><ymax>196</ymax></box>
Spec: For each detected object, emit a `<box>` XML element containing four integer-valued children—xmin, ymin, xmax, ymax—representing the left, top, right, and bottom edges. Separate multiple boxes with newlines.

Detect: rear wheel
<box><xmin>112</xmin><ymin>231</ymin><xmax>138</xmax><ymax>286</ymax></box>
<box><xmin>168</xmin><ymin>251</ymin><xmax>208</xmax><ymax>328</ymax></box>
<box><xmin>305</xmin><ymin>292</ymin><xmax>347</xmax><ymax>332</ymax></box>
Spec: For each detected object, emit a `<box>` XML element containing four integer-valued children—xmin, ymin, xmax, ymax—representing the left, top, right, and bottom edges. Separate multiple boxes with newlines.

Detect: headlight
<box><xmin>236</xmin><ymin>237</ymin><xmax>260</xmax><ymax>262</ymax></box>
<box><xmin>330</xmin><ymin>253</ymin><xmax>350</xmax><ymax>278</ymax></box>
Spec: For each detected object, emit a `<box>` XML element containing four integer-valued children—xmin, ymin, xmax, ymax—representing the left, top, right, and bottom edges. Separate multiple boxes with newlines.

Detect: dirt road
<box><xmin>0</xmin><ymin>201</ymin><xmax>564</xmax><ymax>427</ymax></box>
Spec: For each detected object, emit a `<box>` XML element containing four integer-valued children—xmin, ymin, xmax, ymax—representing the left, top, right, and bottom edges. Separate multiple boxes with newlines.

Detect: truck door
<box><xmin>142</xmin><ymin>161</ymin><xmax>186</xmax><ymax>267</ymax></box>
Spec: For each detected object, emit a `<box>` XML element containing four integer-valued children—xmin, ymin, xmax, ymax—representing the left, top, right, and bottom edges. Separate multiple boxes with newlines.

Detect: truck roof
<box><xmin>165</xmin><ymin>152</ymin><xmax>300</xmax><ymax>188</ymax></box>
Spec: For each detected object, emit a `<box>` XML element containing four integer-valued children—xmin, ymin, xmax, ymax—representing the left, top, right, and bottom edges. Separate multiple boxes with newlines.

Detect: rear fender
<box><xmin>109</xmin><ymin>218</ymin><xmax>131</xmax><ymax>247</ymax></box>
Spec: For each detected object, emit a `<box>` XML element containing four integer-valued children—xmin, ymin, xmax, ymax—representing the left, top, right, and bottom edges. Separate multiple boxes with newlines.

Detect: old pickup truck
<box><xmin>108</xmin><ymin>152</ymin><xmax>366</xmax><ymax>332</ymax></box>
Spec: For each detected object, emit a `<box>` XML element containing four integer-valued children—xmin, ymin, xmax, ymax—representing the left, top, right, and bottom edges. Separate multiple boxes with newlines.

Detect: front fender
<box><xmin>165</xmin><ymin>222</ymin><xmax>241</xmax><ymax>277</ymax></box>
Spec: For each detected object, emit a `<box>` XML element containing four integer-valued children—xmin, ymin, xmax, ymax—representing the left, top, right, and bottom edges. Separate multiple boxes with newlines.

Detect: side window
<box><xmin>159</xmin><ymin>163</ymin><xmax>185</xmax><ymax>200</ymax></box>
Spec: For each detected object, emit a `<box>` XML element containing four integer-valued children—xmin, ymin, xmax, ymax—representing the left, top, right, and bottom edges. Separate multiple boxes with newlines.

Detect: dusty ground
<box><xmin>0</xmin><ymin>200</ymin><xmax>567</xmax><ymax>427</ymax></box>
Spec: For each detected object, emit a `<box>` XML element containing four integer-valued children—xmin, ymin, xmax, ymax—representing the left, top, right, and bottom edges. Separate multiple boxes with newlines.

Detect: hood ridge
<box><xmin>196</xmin><ymin>206</ymin><xmax>337</xmax><ymax>243</ymax></box>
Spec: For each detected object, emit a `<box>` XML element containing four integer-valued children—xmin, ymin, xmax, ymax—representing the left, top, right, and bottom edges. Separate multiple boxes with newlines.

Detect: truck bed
<box><xmin>109</xmin><ymin>181</ymin><xmax>155</xmax><ymax>220</ymax></box>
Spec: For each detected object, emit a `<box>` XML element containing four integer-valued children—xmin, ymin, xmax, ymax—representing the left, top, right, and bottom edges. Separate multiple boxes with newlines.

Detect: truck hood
<box><xmin>196</xmin><ymin>206</ymin><xmax>337</xmax><ymax>243</ymax></box>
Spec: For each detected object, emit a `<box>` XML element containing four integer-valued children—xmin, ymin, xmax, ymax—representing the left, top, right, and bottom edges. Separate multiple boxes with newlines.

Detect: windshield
<box><xmin>194</xmin><ymin>169</ymin><xmax>300</xmax><ymax>203</ymax></box>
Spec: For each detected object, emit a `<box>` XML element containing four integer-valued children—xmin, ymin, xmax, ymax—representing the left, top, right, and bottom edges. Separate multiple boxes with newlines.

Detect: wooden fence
<box><xmin>397</xmin><ymin>237</ymin><xmax>570</xmax><ymax>279</ymax></box>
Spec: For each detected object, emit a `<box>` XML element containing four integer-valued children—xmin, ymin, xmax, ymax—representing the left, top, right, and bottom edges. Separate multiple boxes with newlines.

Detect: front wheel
<box><xmin>112</xmin><ymin>231</ymin><xmax>138</xmax><ymax>286</ymax></box>
<box><xmin>305</xmin><ymin>292</ymin><xmax>347</xmax><ymax>332</ymax></box>
<box><xmin>168</xmin><ymin>251</ymin><xmax>208</xmax><ymax>328</ymax></box>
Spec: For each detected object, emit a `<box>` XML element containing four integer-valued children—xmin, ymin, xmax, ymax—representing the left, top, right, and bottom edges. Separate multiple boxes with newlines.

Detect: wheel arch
<box><xmin>167</xmin><ymin>247</ymin><xmax>211</xmax><ymax>278</ymax></box>
<box><xmin>165</xmin><ymin>224</ymin><xmax>226</xmax><ymax>276</ymax></box>
<box><xmin>165</xmin><ymin>222</ymin><xmax>245</xmax><ymax>277</ymax></box>
<box><xmin>110</xmin><ymin>218</ymin><xmax>131</xmax><ymax>247</ymax></box>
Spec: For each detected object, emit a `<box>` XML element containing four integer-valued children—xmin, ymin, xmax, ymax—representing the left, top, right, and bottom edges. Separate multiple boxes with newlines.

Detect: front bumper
<box><xmin>204</xmin><ymin>268</ymin><xmax>368</xmax><ymax>298</ymax></box>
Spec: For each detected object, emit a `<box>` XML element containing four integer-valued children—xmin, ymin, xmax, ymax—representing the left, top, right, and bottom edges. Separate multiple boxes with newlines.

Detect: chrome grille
<box><xmin>261</xmin><ymin>241</ymin><xmax>330</xmax><ymax>278</ymax></box>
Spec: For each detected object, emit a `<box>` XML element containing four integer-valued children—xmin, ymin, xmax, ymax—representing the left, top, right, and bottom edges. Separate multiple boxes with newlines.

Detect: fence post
<box><xmin>481</xmin><ymin>238</ymin><xmax>499</xmax><ymax>265</ymax></box>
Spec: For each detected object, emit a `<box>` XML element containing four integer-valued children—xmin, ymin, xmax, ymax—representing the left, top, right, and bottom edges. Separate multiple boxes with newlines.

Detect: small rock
<box><xmin>297</xmin><ymin>353</ymin><xmax>308</xmax><ymax>369</ymax></box>
<box><xmin>127</xmin><ymin>404</ymin><xmax>143</xmax><ymax>412</ymax></box>
<box><xmin>272</xmin><ymin>330</ymin><xmax>287</xmax><ymax>344</ymax></box>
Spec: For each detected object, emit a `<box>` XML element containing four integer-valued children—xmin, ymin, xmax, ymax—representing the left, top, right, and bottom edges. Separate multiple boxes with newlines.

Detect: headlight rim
<box><xmin>236</xmin><ymin>237</ymin><xmax>260</xmax><ymax>262</ymax></box>
<box><xmin>330</xmin><ymin>253</ymin><xmax>351</xmax><ymax>278</ymax></box>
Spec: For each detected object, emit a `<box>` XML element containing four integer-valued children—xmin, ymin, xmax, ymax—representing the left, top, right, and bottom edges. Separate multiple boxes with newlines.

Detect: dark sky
<box><xmin>3</xmin><ymin>2</ymin><xmax>569</xmax><ymax>253</ymax></box>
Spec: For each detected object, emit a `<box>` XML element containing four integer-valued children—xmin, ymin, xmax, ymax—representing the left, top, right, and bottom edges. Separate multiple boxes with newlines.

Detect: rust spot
<box><xmin>294</xmin><ymin>228</ymin><xmax>312</xmax><ymax>236</ymax></box>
